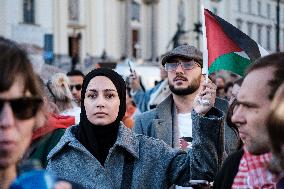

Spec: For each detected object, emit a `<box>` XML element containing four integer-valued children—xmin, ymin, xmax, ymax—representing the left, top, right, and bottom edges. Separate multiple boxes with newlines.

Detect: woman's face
<box><xmin>84</xmin><ymin>76</ymin><xmax>120</xmax><ymax>126</ymax></box>
<box><xmin>0</xmin><ymin>78</ymin><xmax>40</xmax><ymax>169</ymax></box>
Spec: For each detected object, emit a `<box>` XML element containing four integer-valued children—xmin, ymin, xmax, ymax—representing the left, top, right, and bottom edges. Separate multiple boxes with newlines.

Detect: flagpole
<box><xmin>198</xmin><ymin>4</ymin><xmax>210</xmax><ymax>106</ymax></box>
<box><xmin>201</xmin><ymin>5</ymin><xmax>209</xmax><ymax>83</ymax></box>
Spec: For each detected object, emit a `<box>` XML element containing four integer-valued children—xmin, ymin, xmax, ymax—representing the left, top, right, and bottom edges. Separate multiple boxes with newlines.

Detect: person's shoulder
<box><xmin>47</xmin><ymin>125</ymin><xmax>79</xmax><ymax>159</ymax></box>
<box><xmin>135</xmin><ymin>108</ymin><xmax>157</xmax><ymax>121</ymax></box>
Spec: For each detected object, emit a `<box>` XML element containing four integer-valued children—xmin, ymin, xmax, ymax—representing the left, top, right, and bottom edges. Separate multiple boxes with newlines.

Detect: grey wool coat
<box><xmin>134</xmin><ymin>95</ymin><xmax>225</xmax><ymax>181</ymax></box>
<box><xmin>47</xmin><ymin>118</ymin><xmax>222</xmax><ymax>189</ymax></box>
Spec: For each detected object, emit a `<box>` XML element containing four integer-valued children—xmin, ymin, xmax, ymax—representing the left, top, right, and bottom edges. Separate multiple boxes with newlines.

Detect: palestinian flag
<box><xmin>204</xmin><ymin>9</ymin><xmax>268</xmax><ymax>76</ymax></box>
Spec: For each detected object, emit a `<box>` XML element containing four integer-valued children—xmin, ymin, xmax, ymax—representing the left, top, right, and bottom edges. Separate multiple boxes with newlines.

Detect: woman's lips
<box><xmin>94</xmin><ymin>112</ymin><xmax>107</xmax><ymax>115</ymax></box>
<box><xmin>0</xmin><ymin>140</ymin><xmax>17</xmax><ymax>151</ymax></box>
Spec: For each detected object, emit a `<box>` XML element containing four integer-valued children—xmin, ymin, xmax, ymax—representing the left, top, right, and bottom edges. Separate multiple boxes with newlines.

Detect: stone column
<box><xmin>124</xmin><ymin>0</ymin><xmax>132</xmax><ymax>58</ymax></box>
<box><xmin>143</xmin><ymin>0</ymin><xmax>159</xmax><ymax>62</ymax></box>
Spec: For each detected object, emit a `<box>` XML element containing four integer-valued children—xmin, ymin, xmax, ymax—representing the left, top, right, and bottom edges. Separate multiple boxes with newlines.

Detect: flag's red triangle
<box><xmin>205</xmin><ymin>9</ymin><xmax>242</xmax><ymax>67</ymax></box>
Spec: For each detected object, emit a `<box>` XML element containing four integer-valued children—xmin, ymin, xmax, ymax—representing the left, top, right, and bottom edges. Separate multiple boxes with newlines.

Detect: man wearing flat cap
<box><xmin>134</xmin><ymin>45</ymin><xmax>239</xmax><ymax>186</ymax></box>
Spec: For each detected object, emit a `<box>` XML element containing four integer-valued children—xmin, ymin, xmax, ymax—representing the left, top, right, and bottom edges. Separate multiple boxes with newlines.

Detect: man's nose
<box><xmin>175</xmin><ymin>63</ymin><xmax>185</xmax><ymax>73</ymax></box>
<box><xmin>231</xmin><ymin>105</ymin><xmax>245</xmax><ymax>127</ymax></box>
<box><xmin>0</xmin><ymin>103</ymin><xmax>15</xmax><ymax>128</ymax></box>
<box><xmin>71</xmin><ymin>87</ymin><xmax>76</xmax><ymax>93</ymax></box>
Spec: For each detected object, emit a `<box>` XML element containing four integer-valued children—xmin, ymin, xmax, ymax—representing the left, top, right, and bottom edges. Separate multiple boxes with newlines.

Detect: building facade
<box><xmin>0</xmin><ymin>0</ymin><xmax>283</xmax><ymax>71</ymax></box>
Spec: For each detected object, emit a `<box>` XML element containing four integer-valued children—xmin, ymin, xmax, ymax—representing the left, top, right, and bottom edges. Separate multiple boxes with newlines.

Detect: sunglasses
<box><xmin>69</xmin><ymin>84</ymin><xmax>82</xmax><ymax>91</ymax></box>
<box><xmin>0</xmin><ymin>97</ymin><xmax>43</xmax><ymax>120</ymax></box>
<box><xmin>164</xmin><ymin>60</ymin><xmax>200</xmax><ymax>72</ymax></box>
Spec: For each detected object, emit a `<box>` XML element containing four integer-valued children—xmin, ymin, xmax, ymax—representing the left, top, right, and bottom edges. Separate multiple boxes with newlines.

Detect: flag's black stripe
<box><xmin>206</xmin><ymin>9</ymin><xmax>261</xmax><ymax>61</ymax></box>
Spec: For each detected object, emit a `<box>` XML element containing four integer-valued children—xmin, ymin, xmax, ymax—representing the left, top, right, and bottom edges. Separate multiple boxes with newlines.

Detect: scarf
<box><xmin>32</xmin><ymin>113</ymin><xmax>75</xmax><ymax>141</ymax></box>
<box><xmin>232</xmin><ymin>148</ymin><xmax>277</xmax><ymax>189</ymax></box>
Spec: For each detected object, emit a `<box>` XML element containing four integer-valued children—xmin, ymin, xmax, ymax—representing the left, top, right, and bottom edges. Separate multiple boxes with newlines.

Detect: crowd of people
<box><xmin>0</xmin><ymin>36</ymin><xmax>284</xmax><ymax>189</ymax></box>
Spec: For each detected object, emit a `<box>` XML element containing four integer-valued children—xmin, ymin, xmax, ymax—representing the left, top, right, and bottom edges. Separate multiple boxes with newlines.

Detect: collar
<box><xmin>113</xmin><ymin>123</ymin><xmax>140</xmax><ymax>159</ymax></box>
<box><xmin>47</xmin><ymin>123</ymin><xmax>140</xmax><ymax>160</ymax></box>
<box><xmin>156</xmin><ymin>94</ymin><xmax>175</xmax><ymax>121</ymax></box>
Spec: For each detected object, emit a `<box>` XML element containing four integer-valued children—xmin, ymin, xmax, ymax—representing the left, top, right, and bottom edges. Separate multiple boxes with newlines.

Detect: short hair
<box><xmin>224</xmin><ymin>82</ymin><xmax>233</xmax><ymax>93</ymax></box>
<box><xmin>267</xmin><ymin>83</ymin><xmax>284</xmax><ymax>174</ymax></box>
<box><xmin>67</xmin><ymin>70</ymin><xmax>85</xmax><ymax>78</ymax></box>
<box><xmin>233</xmin><ymin>77</ymin><xmax>244</xmax><ymax>86</ymax></box>
<box><xmin>0</xmin><ymin>37</ymin><xmax>42</xmax><ymax>97</ymax></box>
<box><xmin>246</xmin><ymin>53</ymin><xmax>284</xmax><ymax>100</ymax></box>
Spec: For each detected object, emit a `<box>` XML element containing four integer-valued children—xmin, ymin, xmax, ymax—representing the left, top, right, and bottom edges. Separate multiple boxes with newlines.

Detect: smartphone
<box><xmin>128</xmin><ymin>59</ymin><xmax>134</xmax><ymax>72</ymax></box>
<box><xmin>127</xmin><ymin>59</ymin><xmax>136</xmax><ymax>79</ymax></box>
<box><xmin>189</xmin><ymin>180</ymin><xmax>210</xmax><ymax>187</ymax></box>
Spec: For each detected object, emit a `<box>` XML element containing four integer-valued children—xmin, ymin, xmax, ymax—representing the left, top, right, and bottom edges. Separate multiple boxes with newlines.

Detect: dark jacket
<box><xmin>28</xmin><ymin>129</ymin><xmax>66</xmax><ymax>168</ymax></box>
<box><xmin>213</xmin><ymin>149</ymin><xmax>244</xmax><ymax>189</ymax></box>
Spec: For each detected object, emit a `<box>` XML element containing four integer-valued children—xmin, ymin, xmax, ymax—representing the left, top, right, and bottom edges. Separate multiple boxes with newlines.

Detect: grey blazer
<box><xmin>134</xmin><ymin>95</ymin><xmax>229</xmax><ymax>180</ymax></box>
<box><xmin>47</xmin><ymin>122</ymin><xmax>223</xmax><ymax>189</ymax></box>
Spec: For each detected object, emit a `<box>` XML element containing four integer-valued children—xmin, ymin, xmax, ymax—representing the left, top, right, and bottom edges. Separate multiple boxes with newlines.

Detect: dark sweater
<box><xmin>213</xmin><ymin>149</ymin><xmax>244</xmax><ymax>189</ymax></box>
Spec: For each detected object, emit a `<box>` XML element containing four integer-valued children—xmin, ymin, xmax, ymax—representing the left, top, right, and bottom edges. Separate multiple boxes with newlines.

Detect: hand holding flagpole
<box><xmin>197</xmin><ymin>4</ymin><xmax>210</xmax><ymax>106</ymax></box>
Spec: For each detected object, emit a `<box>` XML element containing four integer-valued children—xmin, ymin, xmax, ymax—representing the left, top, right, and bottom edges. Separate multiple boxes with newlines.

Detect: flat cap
<box><xmin>161</xmin><ymin>45</ymin><xmax>203</xmax><ymax>67</ymax></box>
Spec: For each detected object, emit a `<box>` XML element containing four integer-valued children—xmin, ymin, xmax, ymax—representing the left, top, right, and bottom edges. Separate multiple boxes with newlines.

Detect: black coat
<box><xmin>213</xmin><ymin>149</ymin><xmax>244</xmax><ymax>189</ymax></box>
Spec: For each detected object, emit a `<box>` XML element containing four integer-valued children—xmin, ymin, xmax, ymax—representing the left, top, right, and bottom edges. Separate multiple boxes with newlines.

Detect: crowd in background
<box><xmin>0</xmin><ymin>36</ymin><xmax>284</xmax><ymax>189</ymax></box>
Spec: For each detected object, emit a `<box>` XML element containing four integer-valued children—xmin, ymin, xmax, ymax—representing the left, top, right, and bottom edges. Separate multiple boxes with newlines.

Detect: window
<box><xmin>68</xmin><ymin>0</ymin><xmax>79</xmax><ymax>22</ymax></box>
<box><xmin>236</xmin><ymin>18</ymin><xmax>243</xmax><ymax>30</ymax></box>
<box><xmin>257</xmin><ymin>1</ymin><xmax>261</xmax><ymax>16</ymax></box>
<box><xmin>248</xmin><ymin>0</ymin><xmax>252</xmax><ymax>14</ymax></box>
<box><xmin>267</xmin><ymin>3</ymin><xmax>271</xmax><ymax>18</ymax></box>
<box><xmin>247</xmin><ymin>22</ymin><xmax>253</xmax><ymax>37</ymax></box>
<box><xmin>266</xmin><ymin>26</ymin><xmax>271</xmax><ymax>50</ymax></box>
<box><xmin>131</xmin><ymin>1</ymin><xmax>140</xmax><ymax>22</ymax></box>
<box><xmin>23</xmin><ymin>0</ymin><xmax>35</xmax><ymax>24</ymax></box>
<box><xmin>257</xmin><ymin>24</ymin><xmax>262</xmax><ymax>44</ymax></box>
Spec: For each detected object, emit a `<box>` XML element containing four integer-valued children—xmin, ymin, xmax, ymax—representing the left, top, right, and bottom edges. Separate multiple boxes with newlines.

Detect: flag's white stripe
<box><xmin>201</xmin><ymin>6</ymin><xmax>209</xmax><ymax>78</ymax></box>
<box><xmin>234</xmin><ymin>44</ymin><xmax>269</xmax><ymax>60</ymax></box>
<box><xmin>234</xmin><ymin>51</ymin><xmax>250</xmax><ymax>59</ymax></box>
<box><xmin>258</xmin><ymin>44</ymin><xmax>269</xmax><ymax>56</ymax></box>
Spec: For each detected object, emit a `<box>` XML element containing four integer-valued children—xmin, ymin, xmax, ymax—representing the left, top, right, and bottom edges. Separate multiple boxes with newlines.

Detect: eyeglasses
<box><xmin>0</xmin><ymin>97</ymin><xmax>43</xmax><ymax>120</ymax></box>
<box><xmin>69</xmin><ymin>84</ymin><xmax>82</xmax><ymax>91</ymax></box>
<box><xmin>164</xmin><ymin>60</ymin><xmax>200</xmax><ymax>72</ymax></box>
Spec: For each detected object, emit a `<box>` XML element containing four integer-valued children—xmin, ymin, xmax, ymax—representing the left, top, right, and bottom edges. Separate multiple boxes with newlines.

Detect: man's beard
<box><xmin>169</xmin><ymin>75</ymin><xmax>201</xmax><ymax>96</ymax></box>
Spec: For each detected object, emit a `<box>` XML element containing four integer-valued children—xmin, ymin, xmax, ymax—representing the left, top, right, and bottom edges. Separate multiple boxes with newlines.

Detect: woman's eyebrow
<box><xmin>104</xmin><ymin>89</ymin><xmax>117</xmax><ymax>92</ymax></box>
<box><xmin>87</xmin><ymin>89</ymin><xmax>97</xmax><ymax>92</ymax></box>
<box><xmin>87</xmin><ymin>89</ymin><xmax>117</xmax><ymax>92</ymax></box>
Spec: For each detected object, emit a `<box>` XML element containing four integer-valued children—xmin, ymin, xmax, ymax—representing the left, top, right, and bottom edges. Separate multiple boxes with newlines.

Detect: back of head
<box><xmin>267</xmin><ymin>83</ymin><xmax>284</xmax><ymax>174</ymax></box>
<box><xmin>0</xmin><ymin>37</ymin><xmax>42</xmax><ymax>97</ymax></box>
<box><xmin>246</xmin><ymin>52</ymin><xmax>284</xmax><ymax>100</ymax></box>
<box><xmin>233</xmin><ymin>77</ymin><xmax>244</xmax><ymax>87</ymax></box>
<box><xmin>47</xmin><ymin>73</ymin><xmax>73</xmax><ymax>104</ymax></box>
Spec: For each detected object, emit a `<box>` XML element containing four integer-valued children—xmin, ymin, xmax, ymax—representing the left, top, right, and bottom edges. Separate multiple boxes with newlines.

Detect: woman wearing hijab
<box><xmin>47</xmin><ymin>68</ymin><xmax>224</xmax><ymax>189</ymax></box>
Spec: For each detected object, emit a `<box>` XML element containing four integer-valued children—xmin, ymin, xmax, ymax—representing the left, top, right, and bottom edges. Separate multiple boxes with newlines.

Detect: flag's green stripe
<box><xmin>209</xmin><ymin>52</ymin><xmax>251</xmax><ymax>76</ymax></box>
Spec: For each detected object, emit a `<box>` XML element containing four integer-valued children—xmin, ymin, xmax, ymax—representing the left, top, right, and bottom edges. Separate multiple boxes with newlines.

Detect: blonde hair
<box><xmin>46</xmin><ymin>73</ymin><xmax>74</xmax><ymax>112</ymax></box>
